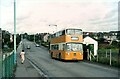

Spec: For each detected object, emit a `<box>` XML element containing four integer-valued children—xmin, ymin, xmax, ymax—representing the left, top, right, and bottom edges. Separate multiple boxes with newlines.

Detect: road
<box><xmin>23</xmin><ymin>39</ymin><xmax>119</xmax><ymax>78</ymax></box>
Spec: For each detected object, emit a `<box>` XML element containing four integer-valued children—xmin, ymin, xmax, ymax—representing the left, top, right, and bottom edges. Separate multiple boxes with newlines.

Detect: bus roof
<box><xmin>65</xmin><ymin>28</ymin><xmax>82</xmax><ymax>30</ymax></box>
<box><xmin>57</xmin><ymin>28</ymin><xmax>82</xmax><ymax>33</ymax></box>
<box><xmin>51</xmin><ymin>28</ymin><xmax>82</xmax><ymax>35</ymax></box>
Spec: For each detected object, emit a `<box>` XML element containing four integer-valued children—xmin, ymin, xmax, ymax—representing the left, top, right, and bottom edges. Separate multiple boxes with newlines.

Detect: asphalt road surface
<box><xmin>22</xmin><ymin>39</ymin><xmax>119</xmax><ymax>78</ymax></box>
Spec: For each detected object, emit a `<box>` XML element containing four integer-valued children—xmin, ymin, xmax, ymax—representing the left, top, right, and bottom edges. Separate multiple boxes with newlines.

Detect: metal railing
<box><xmin>0</xmin><ymin>55</ymin><xmax>2</xmax><ymax>79</ymax></box>
<box><xmin>2</xmin><ymin>51</ymin><xmax>15</xmax><ymax>78</ymax></box>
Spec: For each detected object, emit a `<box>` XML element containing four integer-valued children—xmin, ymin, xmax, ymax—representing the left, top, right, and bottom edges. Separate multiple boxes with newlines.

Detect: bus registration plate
<box><xmin>74</xmin><ymin>53</ymin><xmax>76</xmax><ymax>56</ymax></box>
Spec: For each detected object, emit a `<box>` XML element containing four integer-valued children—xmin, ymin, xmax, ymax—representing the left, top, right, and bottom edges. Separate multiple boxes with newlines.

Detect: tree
<box><xmin>28</xmin><ymin>35</ymin><xmax>34</xmax><ymax>41</ymax></box>
<box><xmin>2</xmin><ymin>30</ymin><xmax>10</xmax><ymax>49</ymax></box>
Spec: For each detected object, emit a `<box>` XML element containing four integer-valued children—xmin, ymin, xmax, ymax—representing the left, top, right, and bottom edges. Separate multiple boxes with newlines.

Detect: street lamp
<box><xmin>14</xmin><ymin>0</ymin><xmax>17</xmax><ymax>64</ymax></box>
<box><xmin>49</xmin><ymin>24</ymin><xmax>57</xmax><ymax>33</ymax></box>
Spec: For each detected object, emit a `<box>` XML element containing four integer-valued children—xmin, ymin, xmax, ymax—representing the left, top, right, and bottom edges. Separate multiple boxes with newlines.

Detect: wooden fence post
<box><xmin>97</xmin><ymin>51</ymin><xmax>98</xmax><ymax>62</ymax></box>
<box><xmin>106</xmin><ymin>50</ymin><xmax>107</xmax><ymax>58</ymax></box>
<box><xmin>90</xmin><ymin>51</ymin><xmax>91</xmax><ymax>61</ymax></box>
<box><xmin>110</xmin><ymin>49</ymin><xmax>111</xmax><ymax>66</ymax></box>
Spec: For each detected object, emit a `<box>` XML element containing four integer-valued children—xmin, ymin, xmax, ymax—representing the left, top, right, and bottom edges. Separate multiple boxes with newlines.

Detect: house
<box><xmin>84</xmin><ymin>31</ymin><xmax>119</xmax><ymax>42</ymax></box>
<box><xmin>43</xmin><ymin>33</ymin><xmax>50</xmax><ymax>42</ymax></box>
<box><xmin>83</xmin><ymin>32</ymin><xmax>100</xmax><ymax>40</ymax></box>
<box><xmin>10</xmin><ymin>34</ymin><xmax>13</xmax><ymax>42</ymax></box>
<box><xmin>102</xmin><ymin>31</ymin><xmax>119</xmax><ymax>44</ymax></box>
<box><xmin>83</xmin><ymin>36</ymin><xmax>98</xmax><ymax>56</ymax></box>
<box><xmin>109</xmin><ymin>31</ymin><xmax>118</xmax><ymax>41</ymax></box>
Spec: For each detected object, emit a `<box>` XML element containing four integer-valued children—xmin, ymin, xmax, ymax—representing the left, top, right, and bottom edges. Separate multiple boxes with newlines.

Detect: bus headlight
<box><xmin>80</xmin><ymin>53</ymin><xmax>81</xmax><ymax>55</ymax></box>
<box><xmin>68</xmin><ymin>52</ymin><xmax>70</xmax><ymax>55</ymax></box>
<box><xmin>80</xmin><ymin>52</ymin><xmax>83</xmax><ymax>55</ymax></box>
<box><xmin>66</xmin><ymin>52</ymin><xmax>70</xmax><ymax>55</ymax></box>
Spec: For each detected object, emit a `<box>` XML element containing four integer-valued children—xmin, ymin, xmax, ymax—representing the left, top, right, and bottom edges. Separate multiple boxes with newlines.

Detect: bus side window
<box><xmin>51</xmin><ymin>45</ymin><xmax>54</xmax><ymax>50</ymax></box>
<box><xmin>53</xmin><ymin>45</ymin><xmax>55</xmax><ymax>50</ymax></box>
<box><xmin>59</xmin><ymin>31</ymin><xmax>62</xmax><ymax>36</ymax></box>
<box><xmin>56</xmin><ymin>45</ymin><xmax>59</xmax><ymax>50</ymax></box>
<box><xmin>54</xmin><ymin>45</ymin><xmax>59</xmax><ymax>50</ymax></box>
<box><xmin>62</xmin><ymin>30</ymin><xmax>65</xmax><ymax>35</ymax></box>
<box><xmin>67</xmin><ymin>44</ymin><xmax>71</xmax><ymax>51</ymax></box>
<box><xmin>59</xmin><ymin>44</ymin><xmax>62</xmax><ymax>50</ymax></box>
<box><xmin>63</xmin><ymin>44</ymin><xmax>66</xmax><ymax>50</ymax></box>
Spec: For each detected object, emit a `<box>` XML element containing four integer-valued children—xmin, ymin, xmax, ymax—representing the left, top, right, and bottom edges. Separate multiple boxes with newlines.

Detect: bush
<box><xmin>111</xmin><ymin>58</ymin><xmax>120</xmax><ymax>68</ymax></box>
<box><xmin>98</xmin><ymin>57</ymin><xmax>109</xmax><ymax>65</ymax></box>
<box><xmin>91</xmin><ymin>49</ymin><xmax>119</xmax><ymax>68</ymax></box>
<box><xmin>91</xmin><ymin>58</ymin><xmax>97</xmax><ymax>62</ymax></box>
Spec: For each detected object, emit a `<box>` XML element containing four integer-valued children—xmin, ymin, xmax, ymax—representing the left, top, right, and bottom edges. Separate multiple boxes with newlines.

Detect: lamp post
<box><xmin>49</xmin><ymin>24</ymin><xmax>57</xmax><ymax>33</ymax></box>
<box><xmin>14</xmin><ymin>0</ymin><xmax>17</xmax><ymax>64</ymax></box>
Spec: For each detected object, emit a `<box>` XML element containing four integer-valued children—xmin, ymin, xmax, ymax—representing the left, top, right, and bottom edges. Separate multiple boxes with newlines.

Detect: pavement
<box><xmin>14</xmin><ymin>43</ymin><xmax>41</xmax><ymax>77</ymax></box>
<box><xmin>0</xmin><ymin>54</ymin><xmax>2</xmax><ymax>79</ymax></box>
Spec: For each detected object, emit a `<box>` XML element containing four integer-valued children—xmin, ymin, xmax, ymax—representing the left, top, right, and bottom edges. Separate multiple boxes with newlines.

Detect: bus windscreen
<box><xmin>66</xmin><ymin>43</ymin><xmax>83</xmax><ymax>51</ymax></box>
<box><xmin>66</xmin><ymin>29</ymin><xmax>82</xmax><ymax>35</ymax></box>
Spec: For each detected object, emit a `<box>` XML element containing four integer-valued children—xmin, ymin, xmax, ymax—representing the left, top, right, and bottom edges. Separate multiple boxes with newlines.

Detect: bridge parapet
<box><xmin>2</xmin><ymin>51</ymin><xmax>15</xmax><ymax>78</ymax></box>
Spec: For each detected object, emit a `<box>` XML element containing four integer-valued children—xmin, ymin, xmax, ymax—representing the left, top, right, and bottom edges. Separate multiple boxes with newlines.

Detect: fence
<box><xmin>2</xmin><ymin>51</ymin><xmax>15</xmax><ymax>78</ymax></box>
<box><xmin>95</xmin><ymin>49</ymin><xmax>120</xmax><ymax>67</ymax></box>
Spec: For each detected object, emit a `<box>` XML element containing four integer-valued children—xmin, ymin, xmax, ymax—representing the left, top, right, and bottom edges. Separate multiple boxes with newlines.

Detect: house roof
<box><xmin>83</xmin><ymin>36</ymin><xmax>98</xmax><ymax>44</ymax></box>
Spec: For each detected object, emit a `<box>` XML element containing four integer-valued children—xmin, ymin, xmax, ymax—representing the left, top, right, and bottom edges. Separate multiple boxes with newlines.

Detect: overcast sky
<box><xmin>0</xmin><ymin>0</ymin><xmax>119</xmax><ymax>34</ymax></box>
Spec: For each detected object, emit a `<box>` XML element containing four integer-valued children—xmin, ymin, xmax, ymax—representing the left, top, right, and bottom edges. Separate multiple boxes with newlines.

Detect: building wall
<box><xmin>43</xmin><ymin>34</ymin><xmax>49</xmax><ymax>42</ymax></box>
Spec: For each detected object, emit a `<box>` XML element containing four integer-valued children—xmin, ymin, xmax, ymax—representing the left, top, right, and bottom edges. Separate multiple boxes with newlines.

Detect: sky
<box><xmin>0</xmin><ymin>0</ymin><xmax>119</xmax><ymax>34</ymax></box>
